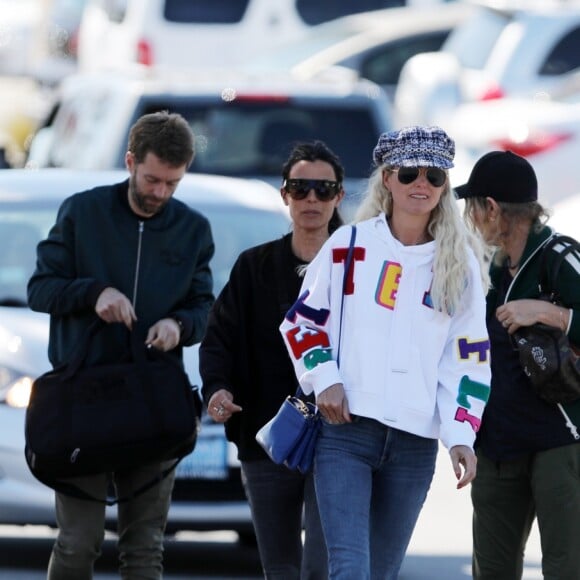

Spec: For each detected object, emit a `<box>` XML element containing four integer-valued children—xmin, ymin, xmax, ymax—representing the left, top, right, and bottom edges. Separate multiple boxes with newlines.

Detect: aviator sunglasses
<box><xmin>392</xmin><ymin>167</ymin><xmax>447</xmax><ymax>188</ymax></box>
<box><xmin>283</xmin><ymin>178</ymin><xmax>340</xmax><ymax>201</ymax></box>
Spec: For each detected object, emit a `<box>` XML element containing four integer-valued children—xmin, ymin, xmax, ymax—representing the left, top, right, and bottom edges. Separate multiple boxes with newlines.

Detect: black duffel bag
<box><xmin>24</xmin><ymin>320</ymin><xmax>201</xmax><ymax>504</ymax></box>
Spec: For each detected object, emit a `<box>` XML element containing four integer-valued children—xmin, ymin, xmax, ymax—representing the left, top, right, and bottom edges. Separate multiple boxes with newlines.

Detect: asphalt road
<box><xmin>0</xmin><ymin>444</ymin><xmax>543</xmax><ymax>579</ymax></box>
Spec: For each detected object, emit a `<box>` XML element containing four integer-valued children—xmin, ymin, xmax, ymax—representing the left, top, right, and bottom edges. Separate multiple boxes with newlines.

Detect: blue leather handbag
<box><xmin>255</xmin><ymin>391</ymin><xmax>320</xmax><ymax>474</ymax></box>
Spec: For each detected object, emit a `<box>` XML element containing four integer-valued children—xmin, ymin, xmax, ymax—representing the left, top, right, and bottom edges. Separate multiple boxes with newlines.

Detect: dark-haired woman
<box><xmin>200</xmin><ymin>141</ymin><xmax>345</xmax><ymax>579</ymax></box>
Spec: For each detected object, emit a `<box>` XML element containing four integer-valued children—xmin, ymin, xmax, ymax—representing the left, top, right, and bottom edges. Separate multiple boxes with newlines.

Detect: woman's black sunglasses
<box><xmin>283</xmin><ymin>179</ymin><xmax>340</xmax><ymax>201</ymax></box>
<box><xmin>392</xmin><ymin>167</ymin><xmax>447</xmax><ymax>188</ymax></box>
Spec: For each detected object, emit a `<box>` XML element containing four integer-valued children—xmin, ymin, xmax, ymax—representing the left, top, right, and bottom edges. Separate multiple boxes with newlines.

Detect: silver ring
<box><xmin>217</xmin><ymin>407</ymin><xmax>225</xmax><ymax>416</ymax></box>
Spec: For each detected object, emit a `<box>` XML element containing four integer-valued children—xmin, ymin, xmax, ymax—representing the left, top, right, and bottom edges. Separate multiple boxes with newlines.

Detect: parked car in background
<box><xmin>0</xmin><ymin>0</ymin><xmax>87</xmax><ymax>84</ymax></box>
<box><xmin>26</xmin><ymin>70</ymin><xmax>393</xmax><ymax>218</ymax></box>
<box><xmin>247</xmin><ymin>2</ymin><xmax>473</xmax><ymax>100</ymax></box>
<box><xmin>31</xmin><ymin>0</ymin><xmax>89</xmax><ymax>85</ymax></box>
<box><xmin>550</xmin><ymin>192</ymin><xmax>580</xmax><ymax>239</ymax></box>
<box><xmin>0</xmin><ymin>168</ymin><xmax>290</xmax><ymax>538</ymax></box>
<box><xmin>77</xmin><ymin>0</ymin><xmax>454</xmax><ymax>73</ymax></box>
<box><xmin>394</xmin><ymin>0</ymin><xmax>580</xmax><ymax>127</ymax></box>
<box><xmin>447</xmin><ymin>71</ymin><xmax>580</xmax><ymax>205</ymax></box>
<box><xmin>0</xmin><ymin>0</ymin><xmax>43</xmax><ymax>77</ymax></box>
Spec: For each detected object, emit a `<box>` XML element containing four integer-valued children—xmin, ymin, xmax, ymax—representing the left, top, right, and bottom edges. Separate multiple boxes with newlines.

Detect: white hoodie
<box><xmin>279</xmin><ymin>215</ymin><xmax>491</xmax><ymax>451</ymax></box>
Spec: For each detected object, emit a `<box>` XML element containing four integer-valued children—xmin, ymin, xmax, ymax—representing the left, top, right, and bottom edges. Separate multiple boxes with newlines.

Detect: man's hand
<box><xmin>145</xmin><ymin>318</ymin><xmax>182</xmax><ymax>352</ymax></box>
<box><xmin>95</xmin><ymin>287</ymin><xmax>137</xmax><ymax>329</ymax></box>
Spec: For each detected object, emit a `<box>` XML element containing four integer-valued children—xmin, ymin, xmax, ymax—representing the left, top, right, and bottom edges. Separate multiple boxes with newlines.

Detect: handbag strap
<box><xmin>337</xmin><ymin>225</ymin><xmax>356</xmax><ymax>367</ymax></box>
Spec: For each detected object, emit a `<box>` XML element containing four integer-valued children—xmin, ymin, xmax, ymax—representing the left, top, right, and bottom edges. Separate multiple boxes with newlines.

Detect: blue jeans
<box><xmin>47</xmin><ymin>461</ymin><xmax>175</xmax><ymax>580</ymax></box>
<box><xmin>314</xmin><ymin>417</ymin><xmax>438</xmax><ymax>580</ymax></box>
<box><xmin>241</xmin><ymin>459</ymin><xmax>328</xmax><ymax>579</ymax></box>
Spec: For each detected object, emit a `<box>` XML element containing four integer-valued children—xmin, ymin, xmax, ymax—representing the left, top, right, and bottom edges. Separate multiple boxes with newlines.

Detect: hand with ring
<box><xmin>208</xmin><ymin>388</ymin><xmax>242</xmax><ymax>423</ymax></box>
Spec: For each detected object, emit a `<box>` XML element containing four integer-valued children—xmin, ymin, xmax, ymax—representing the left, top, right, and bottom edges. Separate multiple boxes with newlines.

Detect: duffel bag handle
<box><xmin>62</xmin><ymin>318</ymin><xmax>107</xmax><ymax>380</ymax></box>
<box><xmin>62</xmin><ymin>319</ymin><xmax>159</xmax><ymax>381</ymax></box>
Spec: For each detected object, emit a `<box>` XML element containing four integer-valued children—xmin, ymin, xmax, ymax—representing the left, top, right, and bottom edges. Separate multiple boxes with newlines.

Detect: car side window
<box><xmin>164</xmin><ymin>0</ymin><xmax>250</xmax><ymax>23</ymax></box>
<box><xmin>296</xmin><ymin>0</ymin><xmax>405</xmax><ymax>26</ymax></box>
<box><xmin>360</xmin><ymin>31</ymin><xmax>450</xmax><ymax>87</ymax></box>
<box><xmin>539</xmin><ymin>26</ymin><xmax>580</xmax><ymax>76</ymax></box>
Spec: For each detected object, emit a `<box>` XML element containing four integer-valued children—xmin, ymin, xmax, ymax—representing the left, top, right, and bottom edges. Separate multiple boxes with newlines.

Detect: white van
<box><xmin>77</xmin><ymin>0</ymin><xmax>454</xmax><ymax>72</ymax></box>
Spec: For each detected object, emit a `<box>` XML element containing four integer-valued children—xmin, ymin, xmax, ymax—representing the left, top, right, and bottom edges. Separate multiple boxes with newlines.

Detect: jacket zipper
<box><xmin>132</xmin><ymin>221</ymin><xmax>144</xmax><ymax>307</ymax></box>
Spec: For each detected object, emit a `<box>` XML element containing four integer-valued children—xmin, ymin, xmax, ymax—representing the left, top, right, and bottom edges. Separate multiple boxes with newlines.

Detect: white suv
<box><xmin>27</xmin><ymin>70</ymin><xmax>393</xmax><ymax>218</ymax></box>
<box><xmin>77</xmin><ymin>0</ymin><xmax>455</xmax><ymax>73</ymax></box>
<box><xmin>394</xmin><ymin>1</ymin><xmax>580</xmax><ymax>127</ymax></box>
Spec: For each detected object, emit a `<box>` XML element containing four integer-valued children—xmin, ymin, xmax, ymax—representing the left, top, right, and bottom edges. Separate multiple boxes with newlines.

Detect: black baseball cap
<box><xmin>455</xmin><ymin>150</ymin><xmax>538</xmax><ymax>203</ymax></box>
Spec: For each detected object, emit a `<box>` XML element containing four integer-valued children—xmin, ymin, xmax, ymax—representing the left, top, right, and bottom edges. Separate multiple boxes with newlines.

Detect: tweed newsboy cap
<box><xmin>373</xmin><ymin>126</ymin><xmax>455</xmax><ymax>169</ymax></box>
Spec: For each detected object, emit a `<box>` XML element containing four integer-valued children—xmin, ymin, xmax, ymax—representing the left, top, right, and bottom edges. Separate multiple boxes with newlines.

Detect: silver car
<box><xmin>0</xmin><ymin>168</ymin><xmax>290</xmax><ymax>539</ymax></box>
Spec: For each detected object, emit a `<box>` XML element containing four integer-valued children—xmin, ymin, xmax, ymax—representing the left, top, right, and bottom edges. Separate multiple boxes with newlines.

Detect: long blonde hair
<box><xmin>355</xmin><ymin>166</ymin><xmax>490</xmax><ymax>315</ymax></box>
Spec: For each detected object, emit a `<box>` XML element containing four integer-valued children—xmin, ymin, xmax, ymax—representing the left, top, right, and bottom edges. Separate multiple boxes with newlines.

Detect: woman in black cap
<box><xmin>457</xmin><ymin>150</ymin><xmax>580</xmax><ymax>580</ymax></box>
<box><xmin>280</xmin><ymin>126</ymin><xmax>491</xmax><ymax>579</ymax></box>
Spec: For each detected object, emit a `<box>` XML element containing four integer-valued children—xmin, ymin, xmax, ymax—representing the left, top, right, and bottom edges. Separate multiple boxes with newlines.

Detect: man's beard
<box><xmin>129</xmin><ymin>174</ymin><xmax>168</xmax><ymax>217</ymax></box>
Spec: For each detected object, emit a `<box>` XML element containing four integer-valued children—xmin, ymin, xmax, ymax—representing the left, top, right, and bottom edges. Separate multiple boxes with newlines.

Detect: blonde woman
<box><xmin>280</xmin><ymin>126</ymin><xmax>491</xmax><ymax>579</ymax></box>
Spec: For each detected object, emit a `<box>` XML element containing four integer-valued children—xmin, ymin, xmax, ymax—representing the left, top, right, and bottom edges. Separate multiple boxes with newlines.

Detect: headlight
<box><xmin>0</xmin><ymin>367</ymin><xmax>33</xmax><ymax>408</ymax></box>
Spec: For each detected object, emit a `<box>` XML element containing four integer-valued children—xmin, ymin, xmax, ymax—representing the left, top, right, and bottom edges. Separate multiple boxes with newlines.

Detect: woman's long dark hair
<box><xmin>281</xmin><ymin>141</ymin><xmax>345</xmax><ymax>234</ymax></box>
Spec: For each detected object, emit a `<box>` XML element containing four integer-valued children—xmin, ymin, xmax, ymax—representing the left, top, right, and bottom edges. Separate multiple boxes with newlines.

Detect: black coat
<box><xmin>199</xmin><ymin>233</ymin><xmax>307</xmax><ymax>460</ymax></box>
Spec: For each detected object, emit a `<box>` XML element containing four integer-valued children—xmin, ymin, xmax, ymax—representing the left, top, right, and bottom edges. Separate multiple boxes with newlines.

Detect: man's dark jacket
<box><xmin>27</xmin><ymin>180</ymin><xmax>214</xmax><ymax>368</ymax></box>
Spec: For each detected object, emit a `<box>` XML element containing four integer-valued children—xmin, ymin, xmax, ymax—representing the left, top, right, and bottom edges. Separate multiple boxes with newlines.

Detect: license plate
<box><xmin>175</xmin><ymin>434</ymin><xmax>228</xmax><ymax>480</ymax></box>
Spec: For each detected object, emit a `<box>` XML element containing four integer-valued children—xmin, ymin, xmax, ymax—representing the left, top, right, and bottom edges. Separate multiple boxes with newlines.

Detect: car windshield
<box><xmin>141</xmin><ymin>101</ymin><xmax>377</xmax><ymax>181</ymax></box>
<box><xmin>0</xmin><ymin>205</ymin><xmax>54</xmax><ymax>306</ymax></box>
<box><xmin>0</xmin><ymin>201</ymin><xmax>289</xmax><ymax>305</ymax></box>
<box><xmin>442</xmin><ymin>7</ymin><xmax>510</xmax><ymax>70</ymax></box>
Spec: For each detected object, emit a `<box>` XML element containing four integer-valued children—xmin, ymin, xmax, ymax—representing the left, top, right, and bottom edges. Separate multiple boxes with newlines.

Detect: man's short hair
<box><xmin>128</xmin><ymin>111</ymin><xmax>195</xmax><ymax>168</ymax></box>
